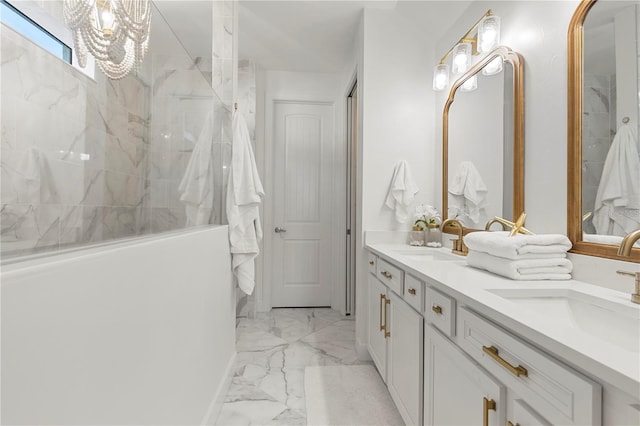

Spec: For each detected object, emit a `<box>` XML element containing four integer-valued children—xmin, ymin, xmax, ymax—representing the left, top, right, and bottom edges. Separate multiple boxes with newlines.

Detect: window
<box><xmin>1</xmin><ymin>0</ymin><xmax>72</xmax><ymax>64</ymax></box>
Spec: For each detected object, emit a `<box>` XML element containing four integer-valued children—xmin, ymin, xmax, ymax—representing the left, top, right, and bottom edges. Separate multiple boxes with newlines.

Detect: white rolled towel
<box><xmin>463</xmin><ymin>231</ymin><xmax>572</xmax><ymax>260</ymax></box>
<box><xmin>467</xmin><ymin>251</ymin><xmax>572</xmax><ymax>281</ymax></box>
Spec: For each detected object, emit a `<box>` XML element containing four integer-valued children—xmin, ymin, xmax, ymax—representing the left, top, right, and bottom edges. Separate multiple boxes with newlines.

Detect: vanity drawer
<box><xmin>377</xmin><ymin>258</ymin><xmax>403</xmax><ymax>295</ymax></box>
<box><xmin>425</xmin><ymin>287</ymin><xmax>455</xmax><ymax>337</ymax></box>
<box><xmin>367</xmin><ymin>253</ymin><xmax>377</xmax><ymax>275</ymax></box>
<box><xmin>403</xmin><ymin>274</ymin><xmax>423</xmax><ymax>312</ymax></box>
<box><xmin>457</xmin><ymin>307</ymin><xmax>601</xmax><ymax>426</ymax></box>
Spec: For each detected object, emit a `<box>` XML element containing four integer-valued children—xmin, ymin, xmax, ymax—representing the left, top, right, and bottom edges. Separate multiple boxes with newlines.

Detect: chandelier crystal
<box><xmin>63</xmin><ymin>0</ymin><xmax>152</xmax><ymax>79</ymax></box>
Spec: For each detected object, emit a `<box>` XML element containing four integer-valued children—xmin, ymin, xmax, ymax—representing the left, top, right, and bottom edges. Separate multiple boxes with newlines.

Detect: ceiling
<box><xmin>154</xmin><ymin>0</ymin><xmax>473</xmax><ymax>74</ymax></box>
<box><xmin>239</xmin><ymin>0</ymin><xmax>473</xmax><ymax>73</ymax></box>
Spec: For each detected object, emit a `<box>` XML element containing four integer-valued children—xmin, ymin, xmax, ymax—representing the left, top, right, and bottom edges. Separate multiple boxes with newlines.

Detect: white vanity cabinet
<box><xmin>367</xmin><ymin>254</ymin><xmax>423</xmax><ymax>425</ymax></box>
<box><xmin>424</xmin><ymin>324</ymin><xmax>505</xmax><ymax>425</ymax></box>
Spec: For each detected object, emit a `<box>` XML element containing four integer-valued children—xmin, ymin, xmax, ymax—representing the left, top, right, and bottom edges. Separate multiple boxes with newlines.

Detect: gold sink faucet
<box><xmin>442</xmin><ymin>218</ymin><xmax>468</xmax><ymax>256</ymax></box>
<box><xmin>616</xmin><ymin>229</ymin><xmax>640</xmax><ymax>304</ymax></box>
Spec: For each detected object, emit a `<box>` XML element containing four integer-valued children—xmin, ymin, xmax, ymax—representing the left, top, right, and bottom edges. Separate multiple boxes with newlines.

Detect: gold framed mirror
<box><xmin>442</xmin><ymin>46</ymin><xmax>524</xmax><ymax>235</ymax></box>
<box><xmin>568</xmin><ymin>0</ymin><xmax>640</xmax><ymax>262</ymax></box>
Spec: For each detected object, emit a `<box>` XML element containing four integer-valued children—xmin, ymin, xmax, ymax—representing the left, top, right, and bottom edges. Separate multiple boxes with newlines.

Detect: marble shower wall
<box><xmin>582</xmin><ymin>73</ymin><xmax>616</xmax><ymax>233</ymax></box>
<box><xmin>1</xmin><ymin>0</ymin><xmax>235</xmax><ymax>259</ymax></box>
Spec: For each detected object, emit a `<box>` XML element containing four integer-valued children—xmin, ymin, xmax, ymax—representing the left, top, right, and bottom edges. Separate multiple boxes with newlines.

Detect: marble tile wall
<box><xmin>582</xmin><ymin>73</ymin><xmax>616</xmax><ymax>233</ymax></box>
<box><xmin>1</xmin><ymin>0</ymin><xmax>236</xmax><ymax>259</ymax></box>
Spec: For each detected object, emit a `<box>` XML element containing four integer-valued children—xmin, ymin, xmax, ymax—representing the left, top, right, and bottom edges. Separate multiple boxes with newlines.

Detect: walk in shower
<box><xmin>1</xmin><ymin>0</ymin><xmax>234</xmax><ymax>260</ymax></box>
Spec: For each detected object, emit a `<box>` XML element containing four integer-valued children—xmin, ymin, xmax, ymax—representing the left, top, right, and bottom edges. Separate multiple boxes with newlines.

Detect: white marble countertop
<box><xmin>365</xmin><ymin>242</ymin><xmax>640</xmax><ymax>400</ymax></box>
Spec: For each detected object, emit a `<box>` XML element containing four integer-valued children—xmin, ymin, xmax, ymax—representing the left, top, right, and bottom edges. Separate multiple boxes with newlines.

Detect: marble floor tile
<box><xmin>216</xmin><ymin>308</ymin><xmax>369</xmax><ymax>426</ymax></box>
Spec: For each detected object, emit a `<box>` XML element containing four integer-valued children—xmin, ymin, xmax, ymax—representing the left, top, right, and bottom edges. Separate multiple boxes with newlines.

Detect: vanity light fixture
<box><xmin>478</xmin><ymin>15</ymin><xmax>501</xmax><ymax>53</ymax></box>
<box><xmin>432</xmin><ymin>9</ymin><xmax>500</xmax><ymax>91</ymax></box>
<box><xmin>460</xmin><ymin>75</ymin><xmax>478</xmax><ymax>92</ymax></box>
<box><xmin>433</xmin><ymin>63</ymin><xmax>450</xmax><ymax>91</ymax></box>
<box><xmin>63</xmin><ymin>0</ymin><xmax>152</xmax><ymax>80</ymax></box>
<box><xmin>482</xmin><ymin>56</ymin><xmax>503</xmax><ymax>76</ymax></box>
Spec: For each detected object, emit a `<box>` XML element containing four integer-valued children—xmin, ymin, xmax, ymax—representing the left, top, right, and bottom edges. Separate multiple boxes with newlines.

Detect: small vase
<box><xmin>408</xmin><ymin>230</ymin><xmax>425</xmax><ymax>246</ymax></box>
<box><xmin>424</xmin><ymin>223</ymin><xmax>442</xmax><ymax>246</ymax></box>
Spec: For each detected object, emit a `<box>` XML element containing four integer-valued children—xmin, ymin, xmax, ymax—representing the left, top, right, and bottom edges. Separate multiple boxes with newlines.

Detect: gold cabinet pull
<box><xmin>482</xmin><ymin>345</ymin><xmax>528</xmax><ymax>377</ymax></box>
<box><xmin>384</xmin><ymin>298</ymin><xmax>391</xmax><ymax>338</ymax></box>
<box><xmin>431</xmin><ymin>305</ymin><xmax>442</xmax><ymax>314</ymax></box>
<box><xmin>369</xmin><ymin>260</ymin><xmax>374</xmax><ymax>266</ymax></box>
<box><xmin>507</xmin><ymin>421</ymin><xmax>520</xmax><ymax>426</ymax></box>
<box><xmin>408</xmin><ymin>288</ymin><xmax>416</xmax><ymax>295</ymax></box>
<box><xmin>381</xmin><ymin>271</ymin><xmax>392</xmax><ymax>279</ymax></box>
<box><xmin>483</xmin><ymin>397</ymin><xmax>496</xmax><ymax>426</ymax></box>
<box><xmin>379</xmin><ymin>294</ymin><xmax>386</xmax><ymax>331</ymax></box>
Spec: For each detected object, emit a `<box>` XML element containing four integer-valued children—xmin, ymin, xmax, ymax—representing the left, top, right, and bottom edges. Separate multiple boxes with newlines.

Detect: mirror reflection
<box><xmin>443</xmin><ymin>48</ymin><xmax>521</xmax><ymax>231</ymax></box>
<box><xmin>581</xmin><ymin>0</ymin><xmax>640</xmax><ymax>245</ymax></box>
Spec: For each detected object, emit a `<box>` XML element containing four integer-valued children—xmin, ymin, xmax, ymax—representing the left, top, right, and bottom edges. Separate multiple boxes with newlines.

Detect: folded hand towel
<box><xmin>384</xmin><ymin>161</ymin><xmax>419</xmax><ymax>223</ymax></box>
<box><xmin>467</xmin><ymin>251</ymin><xmax>572</xmax><ymax>280</ymax></box>
<box><xmin>463</xmin><ymin>231</ymin><xmax>572</xmax><ymax>260</ymax></box>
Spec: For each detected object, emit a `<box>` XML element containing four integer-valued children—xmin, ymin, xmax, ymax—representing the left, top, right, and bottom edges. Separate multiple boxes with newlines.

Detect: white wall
<box><xmin>352</xmin><ymin>7</ymin><xmax>437</xmax><ymax>357</ymax></box>
<box><xmin>1</xmin><ymin>227</ymin><xmax>235</xmax><ymax>425</ymax></box>
<box><xmin>255</xmin><ymin>70</ymin><xmax>347</xmax><ymax>313</ymax></box>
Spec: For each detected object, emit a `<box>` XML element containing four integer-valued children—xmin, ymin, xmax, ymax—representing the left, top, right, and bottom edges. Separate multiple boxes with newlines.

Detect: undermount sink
<box><xmin>488</xmin><ymin>288</ymin><xmax>640</xmax><ymax>353</ymax></box>
<box><xmin>391</xmin><ymin>248</ymin><xmax>461</xmax><ymax>262</ymax></box>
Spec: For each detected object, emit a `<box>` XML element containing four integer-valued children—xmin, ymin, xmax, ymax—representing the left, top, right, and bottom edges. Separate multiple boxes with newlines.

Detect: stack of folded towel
<box><xmin>463</xmin><ymin>231</ymin><xmax>573</xmax><ymax>280</ymax></box>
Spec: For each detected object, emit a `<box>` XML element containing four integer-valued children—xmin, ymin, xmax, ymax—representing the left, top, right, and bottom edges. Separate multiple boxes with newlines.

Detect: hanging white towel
<box><xmin>448</xmin><ymin>161</ymin><xmax>488</xmax><ymax>224</ymax></box>
<box><xmin>467</xmin><ymin>251</ymin><xmax>572</xmax><ymax>280</ymax></box>
<box><xmin>179</xmin><ymin>111</ymin><xmax>216</xmax><ymax>226</ymax></box>
<box><xmin>227</xmin><ymin>111</ymin><xmax>264</xmax><ymax>295</ymax></box>
<box><xmin>463</xmin><ymin>231</ymin><xmax>572</xmax><ymax>260</ymax></box>
<box><xmin>592</xmin><ymin>124</ymin><xmax>640</xmax><ymax>236</ymax></box>
<box><xmin>384</xmin><ymin>161</ymin><xmax>419</xmax><ymax>223</ymax></box>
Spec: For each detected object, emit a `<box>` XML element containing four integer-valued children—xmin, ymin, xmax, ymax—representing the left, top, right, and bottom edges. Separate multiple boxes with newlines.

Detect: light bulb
<box><xmin>482</xmin><ymin>56</ymin><xmax>503</xmax><ymax>76</ymax></box>
<box><xmin>478</xmin><ymin>15</ymin><xmax>500</xmax><ymax>53</ymax></box>
<box><xmin>433</xmin><ymin>63</ymin><xmax>450</xmax><ymax>91</ymax></box>
<box><xmin>460</xmin><ymin>75</ymin><xmax>478</xmax><ymax>92</ymax></box>
<box><xmin>451</xmin><ymin>42</ymin><xmax>471</xmax><ymax>74</ymax></box>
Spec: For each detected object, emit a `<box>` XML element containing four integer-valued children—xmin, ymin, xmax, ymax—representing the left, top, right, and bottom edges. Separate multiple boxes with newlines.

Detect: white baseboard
<box><xmin>200</xmin><ymin>352</ymin><xmax>237</xmax><ymax>426</ymax></box>
<box><xmin>355</xmin><ymin>339</ymin><xmax>371</xmax><ymax>361</ymax></box>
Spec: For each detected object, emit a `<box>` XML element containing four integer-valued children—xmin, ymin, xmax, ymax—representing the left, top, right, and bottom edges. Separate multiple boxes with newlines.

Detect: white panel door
<box><xmin>272</xmin><ymin>101</ymin><xmax>334</xmax><ymax>307</ymax></box>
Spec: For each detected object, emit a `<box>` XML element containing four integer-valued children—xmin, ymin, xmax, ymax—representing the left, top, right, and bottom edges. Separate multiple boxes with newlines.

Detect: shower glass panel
<box><xmin>0</xmin><ymin>0</ymin><xmax>234</xmax><ymax>260</ymax></box>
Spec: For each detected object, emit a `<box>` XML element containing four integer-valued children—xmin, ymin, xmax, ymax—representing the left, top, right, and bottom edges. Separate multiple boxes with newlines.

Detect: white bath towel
<box><xmin>467</xmin><ymin>251</ymin><xmax>572</xmax><ymax>280</ymax></box>
<box><xmin>384</xmin><ymin>161</ymin><xmax>419</xmax><ymax>223</ymax></box>
<box><xmin>448</xmin><ymin>161</ymin><xmax>488</xmax><ymax>224</ymax></box>
<box><xmin>179</xmin><ymin>111</ymin><xmax>216</xmax><ymax>226</ymax></box>
<box><xmin>227</xmin><ymin>111</ymin><xmax>264</xmax><ymax>295</ymax></box>
<box><xmin>463</xmin><ymin>231</ymin><xmax>572</xmax><ymax>260</ymax></box>
<box><xmin>592</xmin><ymin>124</ymin><xmax>640</xmax><ymax>236</ymax></box>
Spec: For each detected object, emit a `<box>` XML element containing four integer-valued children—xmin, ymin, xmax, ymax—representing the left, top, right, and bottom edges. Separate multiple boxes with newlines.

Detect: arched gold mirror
<box><xmin>442</xmin><ymin>46</ymin><xmax>524</xmax><ymax>235</ymax></box>
<box><xmin>568</xmin><ymin>0</ymin><xmax>640</xmax><ymax>262</ymax></box>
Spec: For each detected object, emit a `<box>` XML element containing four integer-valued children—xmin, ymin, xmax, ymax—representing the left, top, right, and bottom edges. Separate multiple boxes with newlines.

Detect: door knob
<box><xmin>275</xmin><ymin>227</ymin><xmax>287</xmax><ymax>233</ymax></box>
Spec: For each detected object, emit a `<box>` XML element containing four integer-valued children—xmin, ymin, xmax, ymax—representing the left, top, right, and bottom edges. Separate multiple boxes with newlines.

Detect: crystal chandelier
<box><xmin>63</xmin><ymin>0</ymin><xmax>152</xmax><ymax>80</ymax></box>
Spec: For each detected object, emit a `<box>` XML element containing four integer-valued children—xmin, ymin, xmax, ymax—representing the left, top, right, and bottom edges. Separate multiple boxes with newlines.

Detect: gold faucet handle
<box><xmin>616</xmin><ymin>270</ymin><xmax>640</xmax><ymax>304</ymax></box>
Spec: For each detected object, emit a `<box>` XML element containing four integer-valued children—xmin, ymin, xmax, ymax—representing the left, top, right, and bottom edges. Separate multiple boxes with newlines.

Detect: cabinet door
<box><xmin>424</xmin><ymin>325</ymin><xmax>505</xmax><ymax>426</ymax></box>
<box><xmin>387</xmin><ymin>292</ymin><xmax>423</xmax><ymax>425</ymax></box>
<box><xmin>368</xmin><ymin>275</ymin><xmax>388</xmax><ymax>380</ymax></box>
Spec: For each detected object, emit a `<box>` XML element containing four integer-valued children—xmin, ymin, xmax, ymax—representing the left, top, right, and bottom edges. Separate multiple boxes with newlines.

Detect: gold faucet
<box><xmin>616</xmin><ymin>229</ymin><xmax>640</xmax><ymax>304</ymax></box>
<box><xmin>442</xmin><ymin>218</ymin><xmax>468</xmax><ymax>256</ymax></box>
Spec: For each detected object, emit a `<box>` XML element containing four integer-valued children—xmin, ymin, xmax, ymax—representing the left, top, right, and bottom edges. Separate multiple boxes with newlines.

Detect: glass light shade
<box><xmin>478</xmin><ymin>15</ymin><xmax>500</xmax><ymax>53</ymax></box>
<box><xmin>482</xmin><ymin>56</ymin><xmax>503</xmax><ymax>76</ymax></box>
<box><xmin>452</xmin><ymin>42</ymin><xmax>472</xmax><ymax>74</ymax></box>
<box><xmin>460</xmin><ymin>75</ymin><xmax>478</xmax><ymax>92</ymax></box>
<box><xmin>433</xmin><ymin>63</ymin><xmax>450</xmax><ymax>91</ymax></box>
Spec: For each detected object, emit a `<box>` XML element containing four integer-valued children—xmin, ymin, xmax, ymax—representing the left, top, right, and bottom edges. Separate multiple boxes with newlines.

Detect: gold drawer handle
<box><xmin>384</xmin><ymin>298</ymin><xmax>391</xmax><ymax>338</ymax></box>
<box><xmin>379</xmin><ymin>294</ymin><xmax>386</xmax><ymax>332</ymax></box>
<box><xmin>483</xmin><ymin>397</ymin><xmax>496</xmax><ymax>426</ymax></box>
<box><xmin>482</xmin><ymin>345</ymin><xmax>528</xmax><ymax>377</ymax></box>
<box><xmin>381</xmin><ymin>271</ymin><xmax>392</xmax><ymax>279</ymax></box>
<box><xmin>369</xmin><ymin>260</ymin><xmax>374</xmax><ymax>266</ymax></box>
<box><xmin>408</xmin><ymin>288</ymin><xmax>416</xmax><ymax>295</ymax></box>
<box><xmin>507</xmin><ymin>421</ymin><xmax>520</xmax><ymax>426</ymax></box>
<box><xmin>431</xmin><ymin>305</ymin><xmax>442</xmax><ymax>314</ymax></box>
